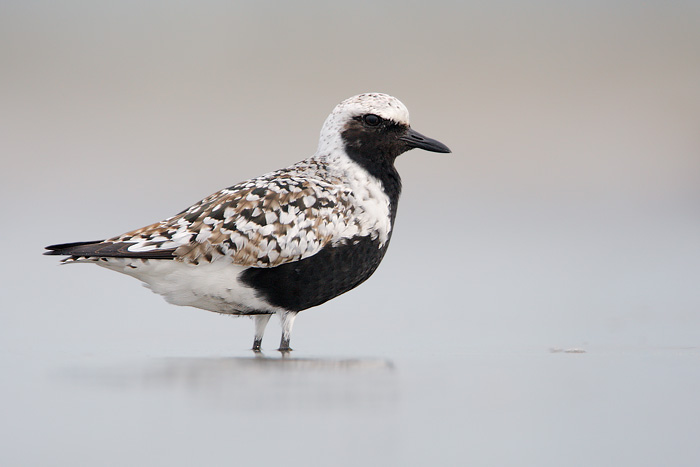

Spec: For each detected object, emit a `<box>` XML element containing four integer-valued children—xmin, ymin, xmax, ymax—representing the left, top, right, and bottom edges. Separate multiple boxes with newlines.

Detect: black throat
<box><xmin>340</xmin><ymin>119</ymin><xmax>405</xmax><ymax>224</ymax></box>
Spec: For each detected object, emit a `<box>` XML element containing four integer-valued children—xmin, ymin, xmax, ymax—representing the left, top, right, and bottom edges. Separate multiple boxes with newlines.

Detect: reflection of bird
<box><xmin>45</xmin><ymin>93</ymin><xmax>451</xmax><ymax>352</ymax></box>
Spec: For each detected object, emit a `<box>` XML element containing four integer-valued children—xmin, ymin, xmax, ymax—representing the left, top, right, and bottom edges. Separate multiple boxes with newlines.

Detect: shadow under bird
<box><xmin>45</xmin><ymin>93</ymin><xmax>451</xmax><ymax>351</ymax></box>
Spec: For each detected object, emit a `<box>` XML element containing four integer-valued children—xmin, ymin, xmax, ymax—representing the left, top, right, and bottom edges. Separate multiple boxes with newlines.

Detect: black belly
<box><xmin>239</xmin><ymin>235</ymin><xmax>390</xmax><ymax>312</ymax></box>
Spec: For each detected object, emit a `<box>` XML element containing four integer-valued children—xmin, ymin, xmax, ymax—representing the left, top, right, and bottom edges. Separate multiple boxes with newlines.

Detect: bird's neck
<box><xmin>345</xmin><ymin>148</ymin><xmax>402</xmax><ymax>224</ymax></box>
<box><xmin>314</xmin><ymin>149</ymin><xmax>402</xmax><ymax>228</ymax></box>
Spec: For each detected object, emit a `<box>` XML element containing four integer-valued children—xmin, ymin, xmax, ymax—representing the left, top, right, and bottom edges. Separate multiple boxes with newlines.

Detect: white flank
<box><xmin>97</xmin><ymin>258</ymin><xmax>284</xmax><ymax>315</ymax></box>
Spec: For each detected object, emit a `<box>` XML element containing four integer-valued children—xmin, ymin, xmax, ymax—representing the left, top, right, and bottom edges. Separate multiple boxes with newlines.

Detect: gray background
<box><xmin>2</xmin><ymin>1</ymin><xmax>699</xmax><ymax>466</ymax></box>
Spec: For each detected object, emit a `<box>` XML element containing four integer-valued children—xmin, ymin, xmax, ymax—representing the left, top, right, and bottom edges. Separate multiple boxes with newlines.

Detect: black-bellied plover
<box><xmin>45</xmin><ymin>93</ymin><xmax>451</xmax><ymax>351</ymax></box>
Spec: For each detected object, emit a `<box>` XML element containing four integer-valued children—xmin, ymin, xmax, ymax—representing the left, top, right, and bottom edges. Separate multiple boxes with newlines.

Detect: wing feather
<box><xmin>104</xmin><ymin>165</ymin><xmax>360</xmax><ymax>267</ymax></box>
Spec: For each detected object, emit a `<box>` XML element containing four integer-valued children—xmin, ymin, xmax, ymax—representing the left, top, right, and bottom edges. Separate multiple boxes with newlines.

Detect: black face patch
<box><xmin>341</xmin><ymin>118</ymin><xmax>406</xmax><ymax>223</ymax></box>
<box><xmin>344</xmin><ymin>117</ymin><xmax>412</xmax><ymax>162</ymax></box>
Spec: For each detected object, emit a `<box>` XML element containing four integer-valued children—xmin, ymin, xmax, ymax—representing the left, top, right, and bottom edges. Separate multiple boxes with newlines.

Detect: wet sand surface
<box><xmin>3</xmin><ymin>344</ymin><xmax>699</xmax><ymax>466</ymax></box>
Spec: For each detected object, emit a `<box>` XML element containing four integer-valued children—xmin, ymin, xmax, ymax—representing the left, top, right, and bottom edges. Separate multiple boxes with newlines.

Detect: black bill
<box><xmin>400</xmin><ymin>127</ymin><xmax>451</xmax><ymax>153</ymax></box>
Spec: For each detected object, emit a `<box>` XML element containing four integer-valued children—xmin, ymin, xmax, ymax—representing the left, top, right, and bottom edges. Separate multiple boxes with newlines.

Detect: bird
<box><xmin>45</xmin><ymin>93</ymin><xmax>451</xmax><ymax>352</ymax></box>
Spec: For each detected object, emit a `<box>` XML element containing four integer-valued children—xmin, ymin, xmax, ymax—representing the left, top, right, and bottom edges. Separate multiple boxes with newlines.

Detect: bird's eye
<box><xmin>363</xmin><ymin>114</ymin><xmax>381</xmax><ymax>126</ymax></box>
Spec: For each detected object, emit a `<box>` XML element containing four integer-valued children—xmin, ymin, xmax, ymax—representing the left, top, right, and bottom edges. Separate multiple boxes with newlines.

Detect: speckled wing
<box><xmin>108</xmin><ymin>167</ymin><xmax>364</xmax><ymax>267</ymax></box>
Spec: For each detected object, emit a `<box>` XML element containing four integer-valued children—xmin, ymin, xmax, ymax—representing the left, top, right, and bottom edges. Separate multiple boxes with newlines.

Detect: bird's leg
<box><xmin>252</xmin><ymin>314</ymin><xmax>272</xmax><ymax>352</ymax></box>
<box><xmin>278</xmin><ymin>311</ymin><xmax>298</xmax><ymax>352</ymax></box>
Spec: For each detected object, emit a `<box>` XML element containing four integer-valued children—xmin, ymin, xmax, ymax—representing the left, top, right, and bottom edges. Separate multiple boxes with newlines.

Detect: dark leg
<box><xmin>278</xmin><ymin>311</ymin><xmax>298</xmax><ymax>352</ymax></box>
<box><xmin>279</xmin><ymin>336</ymin><xmax>291</xmax><ymax>353</ymax></box>
<box><xmin>252</xmin><ymin>314</ymin><xmax>271</xmax><ymax>352</ymax></box>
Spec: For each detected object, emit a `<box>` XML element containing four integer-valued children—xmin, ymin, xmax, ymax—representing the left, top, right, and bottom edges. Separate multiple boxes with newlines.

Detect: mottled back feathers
<box><xmin>55</xmin><ymin>158</ymin><xmax>392</xmax><ymax>267</ymax></box>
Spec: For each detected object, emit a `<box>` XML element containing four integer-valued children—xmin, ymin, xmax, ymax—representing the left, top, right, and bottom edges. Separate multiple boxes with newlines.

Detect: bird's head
<box><xmin>317</xmin><ymin>93</ymin><xmax>451</xmax><ymax>164</ymax></box>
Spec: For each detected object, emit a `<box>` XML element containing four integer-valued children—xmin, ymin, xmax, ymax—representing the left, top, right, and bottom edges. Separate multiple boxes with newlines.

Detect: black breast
<box><xmin>239</xmin><ymin>235</ymin><xmax>390</xmax><ymax>312</ymax></box>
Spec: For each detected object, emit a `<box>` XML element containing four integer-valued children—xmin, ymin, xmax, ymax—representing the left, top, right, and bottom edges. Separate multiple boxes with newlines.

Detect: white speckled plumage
<box><xmin>46</xmin><ymin>93</ymin><xmax>451</xmax><ymax>351</ymax></box>
<box><xmin>105</xmin><ymin>156</ymin><xmax>392</xmax><ymax>268</ymax></box>
<box><xmin>317</xmin><ymin>93</ymin><xmax>410</xmax><ymax>155</ymax></box>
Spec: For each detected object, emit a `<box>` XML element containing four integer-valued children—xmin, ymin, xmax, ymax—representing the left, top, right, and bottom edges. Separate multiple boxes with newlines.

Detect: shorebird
<box><xmin>45</xmin><ymin>93</ymin><xmax>451</xmax><ymax>351</ymax></box>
